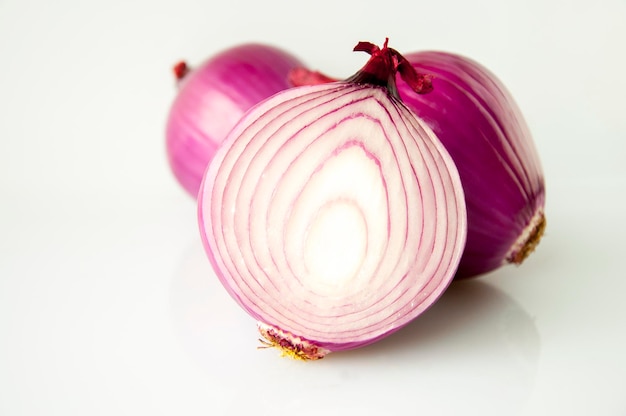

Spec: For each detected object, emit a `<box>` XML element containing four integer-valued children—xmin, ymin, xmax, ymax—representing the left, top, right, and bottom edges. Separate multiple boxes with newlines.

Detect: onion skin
<box><xmin>396</xmin><ymin>52</ymin><xmax>545</xmax><ymax>278</ymax></box>
<box><xmin>198</xmin><ymin>40</ymin><xmax>467</xmax><ymax>359</ymax></box>
<box><xmin>165</xmin><ymin>44</ymin><xmax>304</xmax><ymax>197</ymax></box>
<box><xmin>290</xmin><ymin>52</ymin><xmax>546</xmax><ymax>279</ymax></box>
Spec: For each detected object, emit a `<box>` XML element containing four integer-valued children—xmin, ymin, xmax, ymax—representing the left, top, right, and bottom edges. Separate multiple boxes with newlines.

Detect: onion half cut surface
<box><xmin>198</xmin><ymin>80</ymin><xmax>466</xmax><ymax>359</ymax></box>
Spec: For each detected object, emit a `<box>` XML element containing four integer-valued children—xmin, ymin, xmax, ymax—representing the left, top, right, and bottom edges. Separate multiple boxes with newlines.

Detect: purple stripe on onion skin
<box><xmin>198</xmin><ymin>39</ymin><xmax>466</xmax><ymax>359</ymax></box>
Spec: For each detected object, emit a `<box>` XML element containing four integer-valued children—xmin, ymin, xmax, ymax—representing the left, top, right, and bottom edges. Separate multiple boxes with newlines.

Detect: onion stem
<box><xmin>172</xmin><ymin>61</ymin><xmax>189</xmax><ymax>81</ymax></box>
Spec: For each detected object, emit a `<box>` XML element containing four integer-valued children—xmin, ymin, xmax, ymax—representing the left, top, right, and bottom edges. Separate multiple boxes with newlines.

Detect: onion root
<box><xmin>257</xmin><ymin>323</ymin><xmax>330</xmax><ymax>361</ymax></box>
<box><xmin>506</xmin><ymin>209</ymin><xmax>546</xmax><ymax>265</ymax></box>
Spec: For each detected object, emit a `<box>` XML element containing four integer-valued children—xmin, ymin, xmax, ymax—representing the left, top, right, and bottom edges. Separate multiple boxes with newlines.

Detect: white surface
<box><xmin>1</xmin><ymin>0</ymin><xmax>625</xmax><ymax>414</ymax></box>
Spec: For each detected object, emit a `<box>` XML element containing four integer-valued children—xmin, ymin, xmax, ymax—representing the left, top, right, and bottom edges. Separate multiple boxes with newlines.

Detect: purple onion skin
<box><xmin>397</xmin><ymin>52</ymin><xmax>545</xmax><ymax>278</ymax></box>
<box><xmin>166</xmin><ymin>44</ymin><xmax>304</xmax><ymax>197</ymax></box>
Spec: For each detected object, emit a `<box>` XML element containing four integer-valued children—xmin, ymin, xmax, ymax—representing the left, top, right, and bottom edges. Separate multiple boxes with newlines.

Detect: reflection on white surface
<box><xmin>170</xmin><ymin>240</ymin><xmax>540</xmax><ymax>415</ymax></box>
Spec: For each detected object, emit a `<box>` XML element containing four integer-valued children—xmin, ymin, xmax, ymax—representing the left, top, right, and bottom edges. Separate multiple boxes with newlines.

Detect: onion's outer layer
<box><xmin>166</xmin><ymin>44</ymin><xmax>304</xmax><ymax>197</ymax></box>
<box><xmin>395</xmin><ymin>52</ymin><xmax>545</xmax><ymax>278</ymax></box>
<box><xmin>198</xmin><ymin>82</ymin><xmax>467</xmax><ymax>357</ymax></box>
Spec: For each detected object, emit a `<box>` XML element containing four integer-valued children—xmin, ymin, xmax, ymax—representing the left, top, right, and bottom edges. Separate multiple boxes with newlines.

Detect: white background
<box><xmin>1</xmin><ymin>0</ymin><xmax>625</xmax><ymax>414</ymax></box>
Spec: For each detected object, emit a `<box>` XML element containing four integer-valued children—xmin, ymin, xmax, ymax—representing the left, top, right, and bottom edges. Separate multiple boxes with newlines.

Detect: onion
<box><xmin>290</xmin><ymin>51</ymin><xmax>546</xmax><ymax>279</ymax></box>
<box><xmin>165</xmin><ymin>44</ymin><xmax>304</xmax><ymax>197</ymax></box>
<box><xmin>198</xmin><ymin>40</ymin><xmax>467</xmax><ymax>359</ymax></box>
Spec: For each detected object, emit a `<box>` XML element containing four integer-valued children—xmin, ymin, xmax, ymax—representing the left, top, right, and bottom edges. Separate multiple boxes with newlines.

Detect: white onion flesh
<box><xmin>198</xmin><ymin>82</ymin><xmax>467</xmax><ymax>356</ymax></box>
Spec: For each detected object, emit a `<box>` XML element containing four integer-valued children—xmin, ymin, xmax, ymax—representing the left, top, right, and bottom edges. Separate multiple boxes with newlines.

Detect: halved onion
<box><xmin>198</xmin><ymin>40</ymin><xmax>467</xmax><ymax>359</ymax></box>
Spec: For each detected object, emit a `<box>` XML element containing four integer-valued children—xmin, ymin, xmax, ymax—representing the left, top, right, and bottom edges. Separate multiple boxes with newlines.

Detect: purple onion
<box><xmin>198</xmin><ymin>40</ymin><xmax>467</xmax><ymax>359</ymax></box>
<box><xmin>165</xmin><ymin>44</ymin><xmax>304</xmax><ymax>197</ymax></box>
<box><xmin>396</xmin><ymin>51</ymin><xmax>545</xmax><ymax>278</ymax></box>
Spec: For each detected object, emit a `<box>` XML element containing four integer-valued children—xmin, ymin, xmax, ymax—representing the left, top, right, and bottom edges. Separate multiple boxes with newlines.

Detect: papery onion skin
<box><xmin>290</xmin><ymin>52</ymin><xmax>546</xmax><ymax>279</ymax></box>
<box><xmin>198</xmin><ymin>40</ymin><xmax>467</xmax><ymax>359</ymax></box>
<box><xmin>396</xmin><ymin>52</ymin><xmax>545</xmax><ymax>278</ymax></box>
<box><xmin>165</xmin><ymin>44</ymin><xmax>304</xmax><ymax>197</ymax></box>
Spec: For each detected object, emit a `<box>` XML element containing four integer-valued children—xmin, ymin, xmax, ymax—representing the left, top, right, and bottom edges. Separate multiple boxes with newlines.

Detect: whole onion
<box><xmin>198</xmin><ymin>40</ymin><xmax>467</xmax><ymax>359</ymax></box>
<box><xmin>290</xmin><ymin>51</ymin><xmax>546</xmax><ymax>279</ymax></box>
<box><xmin>166</xmin><ymin>44</ymin><xmax>304</xmax><ymax>197</ymax></box>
